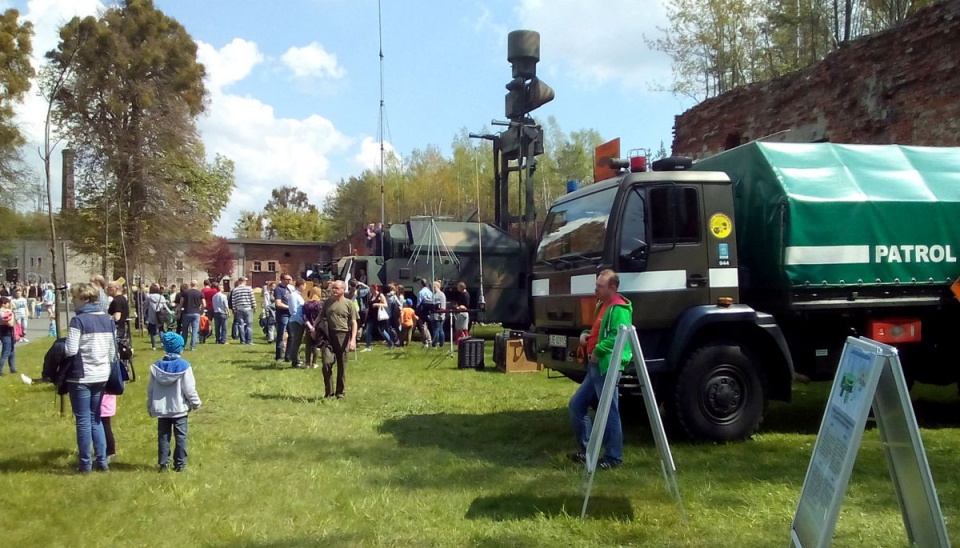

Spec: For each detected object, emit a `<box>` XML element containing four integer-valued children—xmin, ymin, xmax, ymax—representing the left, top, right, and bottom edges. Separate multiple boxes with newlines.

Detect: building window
<box><xmin>30</xmin><ymin>257</ymin><xmax>35</xmax><ymax>268</ymax></box>
<box><xmin>176</xmin><ymin>277</ymin><xmax>184</xmax><ymax>286</ymax></box>
<box><xmin>175</xmin><ymin>260</ymin><xmax>184</xmax><ymax>271</ymax></box>
<box><xmin>267</xmin><ymin>261</ymin><xmax>277</xmax><ymax>272</ymax></box>
<box><xmin>37</xmin><ymin>257</ymin><xmax>42</xmax><ymax>269</ymax></box>
<box><xmin>252</xmin><ymin>260</ymin><xmax>262</xmax><ymax>272</ymax></box>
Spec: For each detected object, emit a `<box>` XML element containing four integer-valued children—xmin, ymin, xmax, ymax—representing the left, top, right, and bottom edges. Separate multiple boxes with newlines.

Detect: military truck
<box><xmin>523</xmin><ymin>142</ymin><xmax>960</xmax><ymax>442</ymax></box>
<box><xmin>334</xmin><ymin>218</ymin><xmax>531</xmax><ymax>327</ymax></box>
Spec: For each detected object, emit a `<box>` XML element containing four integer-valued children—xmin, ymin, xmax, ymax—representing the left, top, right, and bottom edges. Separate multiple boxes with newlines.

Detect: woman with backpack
<box><xmin>144</xmin><ymin>284</ymin><xmax>173</xmax><ymax>350</ymax></box>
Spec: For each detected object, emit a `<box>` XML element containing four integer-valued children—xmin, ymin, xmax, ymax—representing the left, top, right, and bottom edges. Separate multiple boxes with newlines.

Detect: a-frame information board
<box><xmin>791</xmin><ymin>336</ymin><xmax>950</xmax><ymax>547</ymax></box>
<box><xmin>581</xmin><ymin>325</ymin><xmax>684</xmax><ymax>520</ymax></box>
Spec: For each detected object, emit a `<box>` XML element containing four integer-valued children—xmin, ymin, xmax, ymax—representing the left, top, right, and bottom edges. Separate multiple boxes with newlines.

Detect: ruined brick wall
<box><xmin>673</xmin><ymin>0</ymin><xmax>960</xmax><ymax>158</ymax></box>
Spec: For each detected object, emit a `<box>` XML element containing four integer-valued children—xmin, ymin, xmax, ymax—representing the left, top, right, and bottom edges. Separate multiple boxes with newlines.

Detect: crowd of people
<box><xmin>0</xmin><ymin>281</ymin><xmax>59</xmax><ymax>374</ymax></box>
<box><xmin>15</xmin><ymin>266</ymin><xmax>636</xmax><ymax>475</ymax></box>
<box><xmin>17</xmin><ymin>271</ymin><xmax>481</xmax><ymax>475</ymax></box>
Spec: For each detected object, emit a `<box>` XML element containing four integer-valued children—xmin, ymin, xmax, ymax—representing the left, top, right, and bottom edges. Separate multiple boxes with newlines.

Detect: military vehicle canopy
<box><xmin>692</xmin><ymin>142</ymin><xmax>960</xmax><ymax>291</ymax></box>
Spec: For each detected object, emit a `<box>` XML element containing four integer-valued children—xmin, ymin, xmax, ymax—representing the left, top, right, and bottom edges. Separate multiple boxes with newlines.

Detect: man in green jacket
<box><xmin>568</xmin><ymin>269</ymin><xmax>633</xmax><ymax>469</ymax></box>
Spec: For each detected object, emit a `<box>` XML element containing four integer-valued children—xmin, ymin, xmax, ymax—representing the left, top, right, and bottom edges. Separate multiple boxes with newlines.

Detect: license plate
<box><xmin>548</xmin><ymin>335</ymin><xmax>566</xmax><ymax>347</ymax></box>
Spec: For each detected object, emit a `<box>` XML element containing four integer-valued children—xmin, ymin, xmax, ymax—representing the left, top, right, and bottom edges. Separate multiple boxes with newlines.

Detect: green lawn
<box><xmin>1</xmin><ymin>328</ymin><xmax>958</xmax><ymax>547</ymax></box>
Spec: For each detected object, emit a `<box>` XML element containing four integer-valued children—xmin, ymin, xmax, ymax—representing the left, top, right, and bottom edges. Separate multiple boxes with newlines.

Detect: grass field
<box><xmin>1</xmin><ymin>326</ymin><xmax>958</xmax><ymax>547</ymax></box>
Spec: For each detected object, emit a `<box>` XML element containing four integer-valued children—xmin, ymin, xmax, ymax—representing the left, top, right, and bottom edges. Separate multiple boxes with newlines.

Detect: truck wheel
<box><xmin>673</xmin><ymin>342</ymin><xmax>766</xmax><ymax>442</ymax></box>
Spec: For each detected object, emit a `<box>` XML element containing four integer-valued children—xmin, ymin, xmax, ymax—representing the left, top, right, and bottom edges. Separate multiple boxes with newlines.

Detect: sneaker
<box><xmin>567</xmin><ymin>452</ymin><xmax>587</xmax><ymax>464</ymax></box>
<box><xmin>158</xmin><ymin>465</ymin><xmax>168</xmax><ymax>473</ymax></box>
<box><xmin>174</xmin><ymin>466</ymin><xmax>185</xmax><ymax>472</ymax></box>
<box><xmin>20</xmin><ymin>337</ymin><xmax>29</xmax><ymax>343</ymax></box>
<box><xmin>597</xmin><ymin>459</ymin><xmax>622</xmax><ymax>470</ymax></box>
<box><xmin>361</xmin><ymin>348</ymin><xmax>372</xmax><ymax>352</ymax></box>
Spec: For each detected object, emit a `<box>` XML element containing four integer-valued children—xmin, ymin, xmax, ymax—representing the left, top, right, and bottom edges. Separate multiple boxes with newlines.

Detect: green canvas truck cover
<box><xmin>692</xmin><ymin>142</ymin><xmax>960</xmax><ymax>291</ymax></box>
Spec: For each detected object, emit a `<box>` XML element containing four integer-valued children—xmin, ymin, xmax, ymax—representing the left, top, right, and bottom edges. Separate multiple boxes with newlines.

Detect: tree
<box><xmin>233</xmin><ymin>211</ymin><xmax>265</xmax><ymax>239</ymax></box>
<box><xmin>323</xmin><ymin>173</ymin><xmax>379</xmax><ymax>241</ymax></box>
<box><xmin>47</xmin><ymin>0</ymin><xmax>223</xmax><ymax>278</ymax></box>
<box><xmin>653</xmin><ymin>140</ymin><xmax>669</xmax><ymax>161</ymax></box>
<box><xmin>189</xmin><ymin>236</ymin><xmax>235</xmax><ymax>280</ymax></box>
<box><xmin>650</xmin><ymin>0</ymin><xmax>935</xmax><ymax>101</ymax></box>
<box><xmin>319</xmin><ymin>123</ymin><xmax>605</xmax><ymax>237</ymax></box>
<box><xmin>265</xmin><ymin>185</ymin><xmax>316</xmax><ymax>214</ymax></box>
<box><xmin>0</xmin><ymin>9</ymin><xmax>34</xmax><ymax>197</ymax></box>
<box><xmin>260</xmin><ymin>185</ymin><xmax>328</xmax><ymax>240</ymax></box>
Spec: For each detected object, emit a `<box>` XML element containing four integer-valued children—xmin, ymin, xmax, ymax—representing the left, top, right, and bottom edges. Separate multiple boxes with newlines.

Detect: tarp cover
<box><xmin>692</xmin><ymin>142</ymin><xmax>960</xmax><ymax>289</ymax></box>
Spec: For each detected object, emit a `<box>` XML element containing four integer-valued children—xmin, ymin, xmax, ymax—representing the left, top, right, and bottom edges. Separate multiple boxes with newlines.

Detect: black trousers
<box><xmin>322</xmin><ymin>331</ymin><xmax>350</xmax><ymax>396</ymax></box>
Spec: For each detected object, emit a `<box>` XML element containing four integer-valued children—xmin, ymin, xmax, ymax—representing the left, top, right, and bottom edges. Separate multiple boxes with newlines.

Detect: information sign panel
<box><xmin>581</xmin><ymin>325</ymin><xmax>683</xmax><ymax>520</ymax></box>
<box><xmin>791</xmin><ymin>337</ymin><xmax>950</xmax><ymax>548</ymax></box>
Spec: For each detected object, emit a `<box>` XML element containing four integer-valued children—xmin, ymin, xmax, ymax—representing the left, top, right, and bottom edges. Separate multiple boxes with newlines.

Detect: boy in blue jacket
<box><xmin>147</xmin><ymin>332</ymin><xmax>202</xmax><ymax>472</ymax></box>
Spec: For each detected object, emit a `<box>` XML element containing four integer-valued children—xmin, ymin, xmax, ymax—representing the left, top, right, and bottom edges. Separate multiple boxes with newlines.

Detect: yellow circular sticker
<box><xmin>709</xmin><ymin>213</ymin><xmax>732</xmax><ymax>239</ymax></box>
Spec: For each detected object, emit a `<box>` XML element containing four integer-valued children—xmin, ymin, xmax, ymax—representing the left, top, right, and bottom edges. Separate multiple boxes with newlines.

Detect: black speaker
<box><xmin>458</xmin><ymin>338</ymin><xmax>485</xmax><ymax>370</ymax></box>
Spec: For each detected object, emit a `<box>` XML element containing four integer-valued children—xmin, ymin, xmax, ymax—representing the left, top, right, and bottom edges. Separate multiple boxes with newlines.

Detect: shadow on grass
<box><xmin>379</xmin><ymin>409</ymin><xmax>570</xmax><ymax>467</ymax></box>
<box><xmin>250</xmin><ymin>393</ymin><xmax>328</xmax><ymax>404</ymax></box>
<box><xmin>238</xmin><ymin>362</ymin><xmax>290</xmax><ymax>371</ymax></box>
<box><xmin>465</xmin><ymin>493</ymin><xmax>634</xmax><ymax>521</ymax></box>
<box><xmin>0</xmin><ymin>449</ymin><xmax>72</xmax><ymax>473</ymax></box>
<box><xmin>108</xmin><ymin>461</ymin><xmax>159</xmax><ymax>473</ymax></box>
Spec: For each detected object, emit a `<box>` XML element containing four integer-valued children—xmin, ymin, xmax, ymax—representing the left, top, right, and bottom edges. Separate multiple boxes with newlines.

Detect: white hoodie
<box><xmin>147</xmin><ymin>355</ymin><xmax>202</xmax><ymax>418</ymax></box>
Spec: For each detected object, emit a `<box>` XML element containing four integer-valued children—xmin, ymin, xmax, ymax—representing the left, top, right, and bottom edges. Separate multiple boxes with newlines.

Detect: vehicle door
<box><xmin>614</xmin><ymin>184</ymin><xmax>710</xmax><ymax>330</ymax></box>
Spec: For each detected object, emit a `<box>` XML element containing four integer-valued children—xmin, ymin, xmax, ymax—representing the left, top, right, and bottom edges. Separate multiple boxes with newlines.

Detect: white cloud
<box><xmin>281</xmin><ymin>42</ymin><xmax>345</xmax><ymax>80</ymax></box>
<box><xmin>353</xmin><ymin>137</ymin><xmax>400</xmax><ymax>173</ymax></box>
<box><xmin>517</xmin><ymin>0</ymin><xmax>672</xmax><ymax>90</ymax></box>
<box><xmin>11</xmin><ymin>0</ymin><xmax>104</xmax><ymax>207</ymax></box>
<box><xmin>196</xmin><ymin>40</ymin><xmax>352</xmax><ymax>234</ymax></box>
<box><xmin>196</xmin><ymin>38</ymin><xmax>263</xmax><ymax>91</ymax></box>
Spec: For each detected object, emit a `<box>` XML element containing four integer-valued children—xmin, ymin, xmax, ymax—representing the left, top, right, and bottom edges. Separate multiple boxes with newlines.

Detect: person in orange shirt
<box><xmin>399</xmin><ymin>299</ymin><xmax>418</xmax><ymax>347</ymax></box>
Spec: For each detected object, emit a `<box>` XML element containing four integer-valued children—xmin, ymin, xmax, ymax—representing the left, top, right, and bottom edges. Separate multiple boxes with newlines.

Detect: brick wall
<box><xmin>673</xmin><ymin>0</ymin><xmax>960</xmax><ymax>158</ymax></box>
<box><xmin>241</xmin><ymin>242</ymin><xmax>332</xmax><ymax>288</ymax></box>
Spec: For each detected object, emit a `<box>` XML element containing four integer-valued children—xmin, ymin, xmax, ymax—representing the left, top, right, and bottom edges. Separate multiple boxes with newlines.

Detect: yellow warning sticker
<box><xmin>709</xmin><ymin>213</ymin><xmax>732</xmax><ymax>239</ymax></box>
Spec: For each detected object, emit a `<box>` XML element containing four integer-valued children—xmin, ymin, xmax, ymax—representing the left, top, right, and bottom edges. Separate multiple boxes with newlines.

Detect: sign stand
<box><xmin>581</xmin><ymin>325</ymin><xmax>685</xmax><ymax>520</ymax></box>
<box><xmin>790</xmin><ymin>336</ymin><xmax>950</xmax><ymax>547</ymax></box>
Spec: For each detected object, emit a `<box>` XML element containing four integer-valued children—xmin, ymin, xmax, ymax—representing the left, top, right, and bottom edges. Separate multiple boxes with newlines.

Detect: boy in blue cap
<box><xmin>147</xmin><ymin>332</ymin><xmax>202</xmax><ymax>472</ymax></box>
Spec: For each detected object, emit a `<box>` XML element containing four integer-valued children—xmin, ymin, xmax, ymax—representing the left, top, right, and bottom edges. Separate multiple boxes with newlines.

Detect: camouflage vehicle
<box><xmin>523</xmin><ymin>143</ymin><xmax>960</xmax><ymax>442</ymax></box>
<box><xmin>335</xmin><ymin>219</ymin><xmax>530</xmax><ymax>326</ymax></box>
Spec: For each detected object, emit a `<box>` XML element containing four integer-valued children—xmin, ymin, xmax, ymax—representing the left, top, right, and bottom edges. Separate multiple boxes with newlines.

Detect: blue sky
<box><xmin>6</xmin><ymin>0</ymin><xmax>693</xmax><ymax>234</ymax></box>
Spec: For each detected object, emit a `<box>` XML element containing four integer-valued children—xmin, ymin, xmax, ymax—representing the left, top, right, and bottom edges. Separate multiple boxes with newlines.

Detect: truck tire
<box><xmin>673</xmin><ymin>342</ymin><xmax>766</xmax><ymax>442</ymax></box>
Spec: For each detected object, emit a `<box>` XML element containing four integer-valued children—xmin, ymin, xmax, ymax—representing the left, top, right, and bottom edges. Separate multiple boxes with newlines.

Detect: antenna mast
<box><xmin>377</xmin><ymin>0</ymin><xmax>388</xmax><ymax>255</ymax></box>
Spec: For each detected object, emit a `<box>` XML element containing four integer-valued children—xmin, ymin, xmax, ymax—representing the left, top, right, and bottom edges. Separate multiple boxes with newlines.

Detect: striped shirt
<box><xmin>230</xmin><ymin>284</ymin><xmax>255</xmax><ymax>310</ymax></box>
<box><xmin>64</xmin><ymin>311</ymin><xmax>117</xmax><ymax>383</ymax></box>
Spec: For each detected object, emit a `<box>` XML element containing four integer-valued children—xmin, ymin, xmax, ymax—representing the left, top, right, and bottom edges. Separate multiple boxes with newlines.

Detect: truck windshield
<box><xmin>537</xmin><ymin>186</ymin><xmax>617</xmax><ymax>262</ymax></box>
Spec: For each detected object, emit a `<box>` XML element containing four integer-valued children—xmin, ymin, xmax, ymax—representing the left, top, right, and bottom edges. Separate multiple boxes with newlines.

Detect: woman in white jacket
<box><xmin>63</xmin><ymin>283</ymin><xmax>117</xmax><ymax>474</ymax></box>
